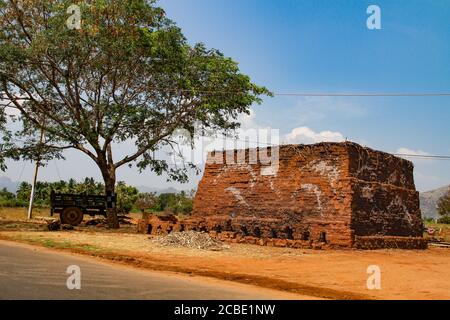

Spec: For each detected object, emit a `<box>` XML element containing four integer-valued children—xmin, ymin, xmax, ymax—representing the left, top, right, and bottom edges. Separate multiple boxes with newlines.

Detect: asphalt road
<box><xmin>0</xmin><ymin>240</ymin><xmax>304</xmax><ymax>300</ymax></box>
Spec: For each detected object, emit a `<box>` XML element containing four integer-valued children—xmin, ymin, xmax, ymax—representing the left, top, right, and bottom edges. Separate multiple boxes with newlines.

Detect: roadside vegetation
<box><xmin>424</xmin><ymin>218</ymin><xmax>450</xmax><ymax>243</ymax></box>
<box><xmin>423</xmin><ymin>190</ymin><xmax>450</xmax><ymax>242</ymax></box>
<box><xmin>437</xmin><ymin>189</ymin><xmax>450</xmax><ymax>224</ymax></box>
<box><xmin>0</xmin><ymin>0</ymin><xmax>269</xmax><ymax>228</ymax></box>
<box><xmin>0</xmin><ymin>177</ymin><xmax>194</xmax><ymax>216</ymax></box>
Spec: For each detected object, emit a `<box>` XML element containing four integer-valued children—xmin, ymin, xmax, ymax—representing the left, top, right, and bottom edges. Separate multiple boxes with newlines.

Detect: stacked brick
<box><xmin>138</xmin><ymin>142</ymin><xmax>426</xmax><ymax>249</ymax></box>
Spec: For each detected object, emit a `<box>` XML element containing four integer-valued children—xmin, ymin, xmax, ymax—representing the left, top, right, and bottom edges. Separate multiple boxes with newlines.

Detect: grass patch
<box><xmin>2</xmin><ymin>223</ymin><xmax>19</xmax><ymax>229</ymax></box>
<box><xmin>0</xmin><ymin>207</ymin><xmax>51</xmax><ymax>220</ymax></box>
<box><xmin>42</xmin><ymin>239</ymin><xmax>56</xmax><ymax>247</ymax></box>
<box><xmin>4</xmin><ymin>233</ymin><xmax>103</xmax><ymax>252</ymax></box>
<box><xmin>424</xmin><ymin>222</ymin><xmax>450</xmax><ymax>242</ymax></box>
<box><xmin>426</xmin><ymin>222</ymin><xmax>450</xmax><ymax>229</ymax></box>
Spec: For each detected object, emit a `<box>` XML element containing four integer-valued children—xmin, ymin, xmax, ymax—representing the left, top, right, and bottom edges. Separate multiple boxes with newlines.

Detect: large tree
<box><xmin>0</xmin><ymin>0</ymin><xmax>269</xmax><ymax>227</ymax></box>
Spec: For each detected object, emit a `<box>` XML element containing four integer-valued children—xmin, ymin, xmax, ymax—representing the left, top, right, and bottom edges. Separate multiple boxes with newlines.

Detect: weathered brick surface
<box><xmin>189</xmin><ymin>143</ymin><xmax>355</xmax><ymax>247</ymax></box>
<box><xmin>137</xmin><ymin>214</ymin><xmax>183</xmax><ymax>234</ymax></box>
<box><xmin>354</xmin><ymin>236</ymin><xmax>427</xmax><ymax>250</ymax></box>
<box><xmin>351</xmin><ymin>183</ymin><xmax>423</xmax><ymax>237</ymax></box>
<box><xmin>139</xmin><ymin>142</ymin><xmax>425</xmax><ymax>249</ymax></box>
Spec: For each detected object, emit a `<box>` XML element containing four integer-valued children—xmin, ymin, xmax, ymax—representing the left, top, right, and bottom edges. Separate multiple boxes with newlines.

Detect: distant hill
<box><xmin>0</xmin><ymin>176</ymin><xmax>20</xmax><ymax>193</ymax></box>
<box><xmin>420</xmin><ymin>185</ymin><xmax>450</xmax><ymax>219</ymax></box>
<box><xmin>136</xmin><ymin>186</ymin><xmax>181</xmax><ymax>195</ymax></box>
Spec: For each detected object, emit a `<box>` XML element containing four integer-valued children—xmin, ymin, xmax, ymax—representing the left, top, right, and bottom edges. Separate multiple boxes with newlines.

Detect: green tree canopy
<box><xmin>14</xmin><ymin>177</ymin><xmax>140</xmax><ymax>214</ymax></box>
<box><xmin>0</xmin><ymin>0</ymin><xmax>270</xmax><ymax>227</ymax></box>
<box><xmin>136</xmin><ymin>192</ymin><xmax>157</xmax><ymax>213</ymax></box>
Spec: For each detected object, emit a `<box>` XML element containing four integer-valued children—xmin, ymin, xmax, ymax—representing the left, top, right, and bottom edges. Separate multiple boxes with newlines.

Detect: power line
<box><xmin>146</xmin><ymin>86</ymin><xmax>450</xmax><ymax>97</ymax></box>
<box><xmin>4</xmin><ymin>129</ymin><xmax>450</xmax><ymax>160</ymax></box>
<box><xmin>394</xmin><ymin>153</ymin><xmax>450</xmax><ymax>160</ymax></box>
<box><xmin>201</xmin><ymin>136</ymin><xmax>450</xmax><ymax>160</ymax></box>
<box><xmin>274</xmin><ymin>92</ymin><xmax>450</xmax><ymax>97</ymax></box>
<box><xmin>5</xmin><ymin>86</ymin><xmax>450</xmax><ymax>98</ymax></box>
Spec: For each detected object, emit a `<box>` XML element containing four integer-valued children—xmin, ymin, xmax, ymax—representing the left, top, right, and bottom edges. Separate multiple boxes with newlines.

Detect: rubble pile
<box><xmin>152</xmin><ymin>231</ymin><xmax>230</xmax><ymax>251</ymax></box>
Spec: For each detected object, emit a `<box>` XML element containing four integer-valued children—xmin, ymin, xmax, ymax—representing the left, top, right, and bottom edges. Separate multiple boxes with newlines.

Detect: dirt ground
<box><xmin>0</xmin><ymin>214</ymin><xmax>449</xmax><ymax>300</ymax></box>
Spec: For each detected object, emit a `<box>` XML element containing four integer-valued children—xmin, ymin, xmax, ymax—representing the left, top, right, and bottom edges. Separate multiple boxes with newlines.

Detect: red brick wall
<box><xmin>190</xmin><ymin>142</ymin><xmax>423</xmax><ymax>248</ymax></box>
<box><xmin>346</xmin><ymin>144</ymin><xmax>423</xmax><ymax>237</ymax></box>
<box><xmin>192</xmin><ymin>143</ymin><xmax>355</xmax><ymax>247</ymax></box>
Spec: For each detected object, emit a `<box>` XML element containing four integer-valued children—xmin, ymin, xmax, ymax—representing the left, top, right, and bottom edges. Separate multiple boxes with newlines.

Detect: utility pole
<box><xmin>27</xmin><ymin>129</ymin><xmax>44</xmax><ymax>220</ymax></box>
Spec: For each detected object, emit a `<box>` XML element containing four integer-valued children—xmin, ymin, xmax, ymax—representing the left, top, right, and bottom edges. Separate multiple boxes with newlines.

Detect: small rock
<box><xmin>61</xmin><ymin>224</ymin><xmax>74</xmax><ymax>231</ymax></box>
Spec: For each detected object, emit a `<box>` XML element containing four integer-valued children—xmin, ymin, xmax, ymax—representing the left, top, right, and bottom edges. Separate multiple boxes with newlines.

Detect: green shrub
<box><xmin>136</xmin><ymin>193</ymin><xmax>157</xmax><ymax>213</ymax></box>
<box><xmin>3</xmin><ymin>178</ymin><xmax>194</xmax><ymax>216</ymax></box>
<box><xmin>423</xmin><ymin>217</ymin><xmax>435</xmax><ymax>224</ymax></box>
<box><xmin>437</xmin><ymin>215</ymin><xmax>450</xmax><ymax>224</ymax></box>
<box><xmin>115</xmin><ymin>182</ymin><xmax>139</xmax><ymax>215</ymax></box>
<box><xmin>0</xmin><ymin>199</ymin><xmax>28</xmax><ymax>207</ymax></box>
<box><xmin>0</xmin><ymin>188</ymin><xmax>26</xmax><ymax>207</ymax></box>
<box><xmin>155</xmin><ymin>191</ymin><xmax>193</xmax><ymax>215</ymax></box>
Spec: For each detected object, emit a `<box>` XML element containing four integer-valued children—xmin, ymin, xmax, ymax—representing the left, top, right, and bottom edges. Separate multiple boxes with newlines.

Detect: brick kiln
<box><xmin>138</xmin><ymin>142</ymin><xmax>427</xmax><ymax>249</ymax></box>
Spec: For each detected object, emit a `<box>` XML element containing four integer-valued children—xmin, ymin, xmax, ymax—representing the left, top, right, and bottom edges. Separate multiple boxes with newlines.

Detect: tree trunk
<box><xmin>102</xmin><ymin>167</ymin><xmax>119</xmax><ymax>229</ymax></box>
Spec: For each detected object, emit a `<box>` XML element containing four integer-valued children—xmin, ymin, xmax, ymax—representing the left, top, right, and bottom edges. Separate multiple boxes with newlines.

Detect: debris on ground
<box><xmin>85</xmin><ymin>218</ymin><xmax>105</xmax><ymax>226</ymax></box>
<box><xmin>118</xmin><ymin>215</ymin><xmax>133</xmax><ymax>225</ymax></box>
<box><xmin>47</xmin><ymin>220</ymin><xmax>61</xmax><ymax>231</ymax></box>
<box><xmin>34</xmin><ymin>216</ymin><xmax>57</xmax><ymax>222</ymax></box>
<box><xmin>151</xmin><ymin>231</ymin><xmax>230</xmax><ymax>251</ymax></box>
<box><xmin>46</xmin><ymin>220</ymin><xmax>75</xmax><ymax>231</ymax></box>
<box><xmin>84</xmin><ymin>215</ymin><xmax>132</xmax><ymax>227</ymax></box>
<box><xmin>61</xmin><ymin>224</ymin><xmax>74</xmax><ymax>231</ymax></box>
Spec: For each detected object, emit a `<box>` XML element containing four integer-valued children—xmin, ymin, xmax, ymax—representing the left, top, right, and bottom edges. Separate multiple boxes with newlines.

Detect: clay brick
<box><xmin>274</xmin><ymin>239</ymin><xmax>288</xmax><ymax>247</ymax></box>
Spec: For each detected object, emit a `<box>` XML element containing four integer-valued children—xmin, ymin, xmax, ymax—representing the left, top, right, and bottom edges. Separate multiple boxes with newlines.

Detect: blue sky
<box><xmin>158</xmin><ymin>0</ymin><xmax>450</xmax><ymax>191</ymax></box>
<box><xmin>2</xmin><ymin>0</ymin><xmax>450</xmax><ymax>192</ymax></box>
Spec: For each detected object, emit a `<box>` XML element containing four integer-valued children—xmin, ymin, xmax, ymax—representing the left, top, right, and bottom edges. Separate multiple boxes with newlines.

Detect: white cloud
<box><xmin>237</xmin><ymin>108</ymin><xmax>348</xmax><ymax>147</ymax></box>
<box><xmin>396</xmin><ymin>147</ymin><xmax>430</xmax><ymax>156</ymax></box>
<box><xmin>239</xmin><ymin>108</ymin><xmax>347</xmax><ymax>145</ymax></box>
<box><xmin>4</xmin><ymin>107</ymin><xmax>21</xmax><ymax>117</ymax></box>
<box><xmin>395</xmin><ymin>147</ymin><xmax>433</xmax><ymax>164</ymax></box>
<box><xmin>283</xmin><ymin>126</ymin><xmax>345</xmax><ymax>144</ymax></box>
<box><xmin>237</xmin><ymin>108</ymin><xmax>260</xmax><ymax>130</ymax></box>
<box><xmin>1</xmin><ymin>97</ymin><xmax>24</xmax><ymax>117</ymax></box>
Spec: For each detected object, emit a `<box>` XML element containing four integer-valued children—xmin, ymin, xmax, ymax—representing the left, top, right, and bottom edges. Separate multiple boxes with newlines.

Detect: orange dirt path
<box><xmin>0</xmin><ymin>228</ymin><xmax>448</xmax><ymax>300</ymax></box>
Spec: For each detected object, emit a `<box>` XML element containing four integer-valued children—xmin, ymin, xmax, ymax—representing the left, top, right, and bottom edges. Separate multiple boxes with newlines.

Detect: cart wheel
<box><xmin>61</xmin><ymin>207</ymin><xmax>84</xmax><ymax>226</ymax></box>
